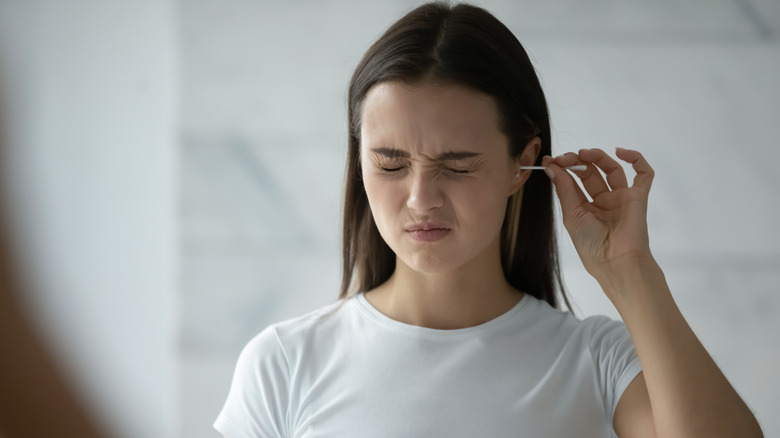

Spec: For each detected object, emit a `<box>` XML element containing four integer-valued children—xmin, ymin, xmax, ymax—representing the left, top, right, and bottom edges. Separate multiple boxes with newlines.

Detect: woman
<box><xmin>215</xmin><ymin>3</ymin><xmax>762</xmax><ymax>437</ymax></box>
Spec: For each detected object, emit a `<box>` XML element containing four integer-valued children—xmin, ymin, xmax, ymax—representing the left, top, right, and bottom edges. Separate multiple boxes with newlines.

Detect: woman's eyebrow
<box><xmin>371</xmin><ymin>147</ymin><xmax>482</xmax><ymax>161</ymax></box>
<box><xmin>437</xmin><ymin>151</ymin><xmax>482</xmax><ymax>161</ymax></box>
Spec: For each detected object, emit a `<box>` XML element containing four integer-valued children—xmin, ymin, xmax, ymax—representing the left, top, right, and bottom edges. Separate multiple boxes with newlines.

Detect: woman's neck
<box><xmin>364</xmin><ymin>236</ymin><xmax>524</xmax><ymax>330</ymax></box>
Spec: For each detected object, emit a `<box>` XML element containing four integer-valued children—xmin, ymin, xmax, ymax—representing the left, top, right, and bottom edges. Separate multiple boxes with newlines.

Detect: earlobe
<box><xmin>509</xmin><ymin>172</ymin><xmax>526</xmax><ymax>197</ymax></box>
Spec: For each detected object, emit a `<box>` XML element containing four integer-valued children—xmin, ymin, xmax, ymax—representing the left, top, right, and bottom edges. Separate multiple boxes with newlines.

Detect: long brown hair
<box><xmin>340</xmin><ymin>2</ymin><xmax>571</xmax><ymax>310</ymax></box>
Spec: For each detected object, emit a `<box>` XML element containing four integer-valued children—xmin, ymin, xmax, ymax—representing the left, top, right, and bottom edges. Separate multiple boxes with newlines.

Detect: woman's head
<box><xmin>341</xmin><ymin>1</ymin><xmax>569</xmax><ymax>309</ymax></box>
<box><xmin>359</xmin><ymin>80</ymin><xmax>540</xmax><ymax>278</ymax></box>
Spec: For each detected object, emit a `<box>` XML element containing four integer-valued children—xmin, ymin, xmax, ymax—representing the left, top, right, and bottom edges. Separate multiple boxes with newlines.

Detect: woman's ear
<box><xmin>510</xmin><ymin>137</ymin><xmax>542</xmax><ymax>195</ymax></box>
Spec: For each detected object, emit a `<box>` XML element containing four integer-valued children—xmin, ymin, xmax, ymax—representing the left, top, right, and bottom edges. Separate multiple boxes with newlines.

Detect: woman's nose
<box><xmin>406</xmin><ymin>170</ymin><xmax>444</xmax><ymax>213</ymax></box>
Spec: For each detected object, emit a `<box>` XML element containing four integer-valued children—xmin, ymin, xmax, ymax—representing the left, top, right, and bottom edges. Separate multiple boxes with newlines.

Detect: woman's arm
<box><xmin>603</xmin><ymin>255</ymin><xmax>761</xmax><ymax>438</ymax></box>
<box><xmin>542</xmin><ymin>149</ymin><xmax>763</xmax><ymax>438</ymax></box>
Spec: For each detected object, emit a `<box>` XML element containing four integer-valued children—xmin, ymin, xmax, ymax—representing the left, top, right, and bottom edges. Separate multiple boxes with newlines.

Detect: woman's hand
<box><xmin>541</xmin><ymin>148</ymin><xmax>656</xmax><ymax>296</ymax></box>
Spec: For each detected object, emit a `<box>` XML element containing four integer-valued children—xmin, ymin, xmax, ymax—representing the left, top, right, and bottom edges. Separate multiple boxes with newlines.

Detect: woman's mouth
<box><xmin>406</xmin><ymin>225</ymin><xmax>451</xmax><ymax>242</ymax></box>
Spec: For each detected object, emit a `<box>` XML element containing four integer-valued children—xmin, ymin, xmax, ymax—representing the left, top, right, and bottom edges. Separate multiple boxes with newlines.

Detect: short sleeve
<box><xmin>586</xmin><ymin>316</ymin><xmax>643</xmax><ymax>430</ymax></box>
<box><xmin>214</xmin><ymin>325</ymin><xmax>290</xmax><ymax>438</ymax></box>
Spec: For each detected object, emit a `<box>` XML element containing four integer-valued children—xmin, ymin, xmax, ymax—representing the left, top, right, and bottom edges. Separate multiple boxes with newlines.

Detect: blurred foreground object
<box><xmin>0</xmin><ymin>178</ymin><xmax>108</xmax><ymax>437</ymax></box>
<box><xmin>0</xmin><ymin>1</ymin><xmax>177</xmax><ymax>436</ymax></box>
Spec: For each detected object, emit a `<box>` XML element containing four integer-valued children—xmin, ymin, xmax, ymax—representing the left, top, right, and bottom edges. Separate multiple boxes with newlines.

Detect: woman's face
<box><xmin>359</xmin><ymin>80</ymin><xmax>538</xmax><ymax>274</ymax></box>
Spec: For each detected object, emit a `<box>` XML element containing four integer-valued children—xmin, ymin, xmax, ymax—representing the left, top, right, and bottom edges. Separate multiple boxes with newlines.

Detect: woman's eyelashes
<box><xmin>377</xmin><ymin>164</ymin><xmax>473</xmax><ymax>174</ymax></box>
<box><xmin>378</xmin><ymin>165</ymin><xmax>404</xmax><ymax>172</ymax></box>
<box><xmin>374</xmin><ymin>158</ymin><xmax>480</xmax><ymax>175</ymax></box>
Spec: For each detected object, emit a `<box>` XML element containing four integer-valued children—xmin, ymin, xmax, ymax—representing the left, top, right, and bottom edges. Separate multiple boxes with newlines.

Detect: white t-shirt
<box><xmin>214</xmin><ymin>293</ymin><xmax>642</xmax><ymax>438</ymax></box>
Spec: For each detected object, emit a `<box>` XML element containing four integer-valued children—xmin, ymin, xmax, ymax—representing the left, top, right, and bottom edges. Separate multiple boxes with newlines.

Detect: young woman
<box><xmin>215</xmin><ymin>3</ymin><xmax>762</xmax><ymax>437</ymax></box>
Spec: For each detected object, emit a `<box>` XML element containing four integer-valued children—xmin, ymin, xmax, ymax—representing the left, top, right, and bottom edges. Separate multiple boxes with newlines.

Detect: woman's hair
<box><xmin>340</xmin><ymin>1</ymin><xmax>571</xmax><ymax>310</ymax></box>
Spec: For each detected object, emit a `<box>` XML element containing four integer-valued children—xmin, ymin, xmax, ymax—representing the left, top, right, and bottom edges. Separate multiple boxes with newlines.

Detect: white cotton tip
<box><xmin>566</xmin><ymin>165</ymin><xmax>587</xmax><ymax>172</ymax></box>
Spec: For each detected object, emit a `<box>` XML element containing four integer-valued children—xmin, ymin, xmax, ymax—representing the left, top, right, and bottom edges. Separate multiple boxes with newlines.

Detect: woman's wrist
<box><xmin>590</xmin><ymin>254</ymin><xmax>669</xmax><ymax>310</ymax></box>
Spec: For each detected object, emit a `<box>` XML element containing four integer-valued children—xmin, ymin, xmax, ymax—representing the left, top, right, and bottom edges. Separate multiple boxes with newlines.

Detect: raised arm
<box><xmin>542</xmin><ymin>148</ymin><xmax>763</xmax><ymax>438</ymax></box>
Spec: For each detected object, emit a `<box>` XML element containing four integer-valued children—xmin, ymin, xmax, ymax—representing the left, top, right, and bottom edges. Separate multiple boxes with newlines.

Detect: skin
<box><xmin>356</xmin><ymin>79</ymin><xmax>764</xmax><ymax>437</ymax></box>
<box><xmin>359</xmin><ymin>80</ymin><xmax>539</xmax><ymax>330</ymax></box>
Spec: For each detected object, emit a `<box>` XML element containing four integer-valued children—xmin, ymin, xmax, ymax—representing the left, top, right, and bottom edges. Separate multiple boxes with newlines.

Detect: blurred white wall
<box><xmin>0</xmin><ymin>1</ymin><xmax>178</xmax><ymax>437</ymax></box>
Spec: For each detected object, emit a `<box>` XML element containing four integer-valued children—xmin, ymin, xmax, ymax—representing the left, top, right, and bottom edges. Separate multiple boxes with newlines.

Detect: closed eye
<box><xmin>380</xmin><ymin>166</ymin><xmax>404</xmax><ymax>172</ymax></box>
<box><xmin>380</xmin><ymin>167</ymin><xmax>471</xmax><ymax>174</ymax></box>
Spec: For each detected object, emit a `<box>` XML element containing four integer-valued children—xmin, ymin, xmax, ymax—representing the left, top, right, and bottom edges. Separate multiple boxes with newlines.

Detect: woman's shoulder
<box><xmin>521</xmin><ymin>295</ymin><xmax>625</xmax><ymax>342</ymax></box>
<box><xmin>273</xmin><ymin>298</ymin><xmax>350</xmax><ymax>335</ymax></box>
<box><xmin>239</xmin><ymin>298</ymin><xmax>353</xmax><ymax>359</ymax></box>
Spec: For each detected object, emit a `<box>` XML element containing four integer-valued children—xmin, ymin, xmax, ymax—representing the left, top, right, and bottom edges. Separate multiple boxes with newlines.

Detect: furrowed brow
<box><xmin>371</xmin><ymin>147</ymin><xmax>410</xmax><ymax>159</ymax></box>
<box><xmin>436</xmin><ymin>151</ymin><xmax>482</xmax><ymax>161</ymax></box>
<box><xmin>370</xmin><ymin>148</ymin><xmax>481</xmax><ymax>161</ymax></box>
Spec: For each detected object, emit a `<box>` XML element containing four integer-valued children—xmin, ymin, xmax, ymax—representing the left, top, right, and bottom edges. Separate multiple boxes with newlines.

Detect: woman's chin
<box><xmin>399</xmin><ymin>254</ymin><xmax>462</xmax><ymax>275</ymax></box>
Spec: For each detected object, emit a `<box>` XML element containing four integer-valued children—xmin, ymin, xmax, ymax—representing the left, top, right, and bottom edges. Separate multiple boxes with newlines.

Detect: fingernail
<box><xmin>544</xmin><ymin>167</ymin><xmax>555</xmax><ymax>180</ymax></box>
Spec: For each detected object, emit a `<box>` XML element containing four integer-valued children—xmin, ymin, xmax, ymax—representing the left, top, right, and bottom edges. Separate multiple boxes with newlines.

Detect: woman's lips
<box><xmin>407</xmin><ymin>228</ymin><xmax>450</xmax><ymax>242</ymax></box>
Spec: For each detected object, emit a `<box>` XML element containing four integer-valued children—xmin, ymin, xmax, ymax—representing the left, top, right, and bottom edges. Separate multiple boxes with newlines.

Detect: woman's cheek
<box><xmin>459</xmin><ymin>180</ymin><xmax>504</xmax><ymax>225</ymax></box>
<box><xmin>366</xmin><ymin>177</ymin><xmax>398</xmax><ymax>229</ymax></box>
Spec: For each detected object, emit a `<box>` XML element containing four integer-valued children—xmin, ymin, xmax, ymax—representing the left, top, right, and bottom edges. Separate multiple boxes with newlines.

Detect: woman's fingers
<box><xmin>578</xmin><ymin>148</ymin><xmax>629</xmax><ymax>191</ymax></box>
<box><xmin>541</xmin><ymin>155</ymin><xmax>588</xmax><ymax>218</ymax></box>
<box><xmin>544</xmin><ymin>148</ymin><xmax>653</xmax><ymax>221</ymax></box>
<box><xmin>615</xmin><ymin>147</ymin><xmax>654</xmax><ymax>194</ymax></box>
<box><xmin>548</xmin><ymin>148</ymin><xmax>645</xmax><ymax>196</ymax></box>
<box><xmin>548</xmin><ymin>149</ymin><xmax>625</xmax><ymax>201</ymax></box>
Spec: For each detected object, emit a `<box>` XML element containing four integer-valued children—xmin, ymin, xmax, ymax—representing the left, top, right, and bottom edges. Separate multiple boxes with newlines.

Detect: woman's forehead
<box><xmin>360</xmin><ymin>81</ymin><xmax>506</xmax><ymax>155</ymax></box>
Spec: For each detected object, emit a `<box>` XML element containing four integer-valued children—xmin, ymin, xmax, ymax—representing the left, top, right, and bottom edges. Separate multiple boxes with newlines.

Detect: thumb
<box><xmin>541</xmin><ymin>155</ymin><xmax>587</xmax><ymax>221</ymax></box>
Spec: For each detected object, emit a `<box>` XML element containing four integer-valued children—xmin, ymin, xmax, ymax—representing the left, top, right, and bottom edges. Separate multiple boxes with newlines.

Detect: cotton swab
<box><xmin>521</xmin><ymin>165</ymin><xmax>587</xmax><ymax>172</ymax></box>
